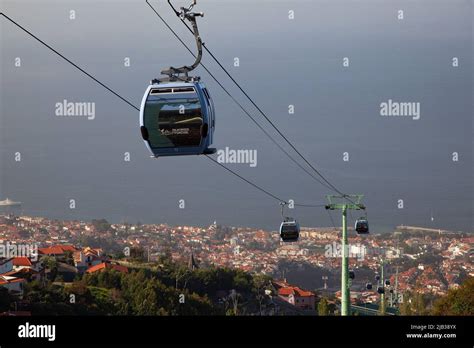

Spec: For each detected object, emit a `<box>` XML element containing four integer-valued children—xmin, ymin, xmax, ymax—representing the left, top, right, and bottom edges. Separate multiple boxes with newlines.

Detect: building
<box><xmin>86</xmin><ymin>262</ymin><xmax>128</xmax><ymax>274</ymax></box>
<box><xmin>10</xmin><ymin>257</ymin><xmax>44</xmax><ymax>282</ymax></box>
<box><xmin>0</xmin><ymin>275</ymin><xmax>26</xmax><ymax>298</ymax></box>
<box><xmin>273</xmin><ymin>280</ymin><xmax>316</xmax><ymax>310</ymax></box>
<box><xmin>38</xmin><ymin>245</ymin><xmax>78</xmax><ymax>258</ymax></box>
<box><xmin>0</xmin><ymin>258</ymin><xmax>13</xmax><ymax>274</ymax></box>
<box><xmin>73</xmin><ymin>247</ymin><xmax>106</xmax><ymax>272</ymax></box>
<box><xmin>12</xmin><ymin>257</ymin><xmax>43</xmax><ymax>272</ymax></box>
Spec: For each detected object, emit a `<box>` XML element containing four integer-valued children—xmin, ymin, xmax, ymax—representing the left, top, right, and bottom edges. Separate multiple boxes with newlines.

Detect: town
<box><xmin>0</xmin><ymin>214</ymin><xmax>472</xmax><ymax>315</ymax></box>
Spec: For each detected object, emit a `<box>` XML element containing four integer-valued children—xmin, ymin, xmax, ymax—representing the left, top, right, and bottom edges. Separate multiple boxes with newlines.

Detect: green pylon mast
<box><xmin>380</xmin><ymin>259</ymin><xmax>386</xmax><ymax>315</ymax></box>
<box><xmin>325</xmin><ymin>194</ymin><xmax>365</xmax><ymax>316</ymax></box>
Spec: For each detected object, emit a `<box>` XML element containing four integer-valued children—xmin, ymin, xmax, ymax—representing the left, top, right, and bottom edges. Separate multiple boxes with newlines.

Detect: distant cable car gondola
<box><xmin>355</xmin><ymin>217</ymin><xmax>369</xmax><ymax>234</ymax></box>
<box><xmin>280</xmin><ymin>218</ymin><xmax>300</xmax><ymax>242</ymax></box>
<box><xmin>279</xmin><ymin>202</ymin><xmax>300</xmax><ymax>242</ymax></box>
<box><xmin>140</xmin><ymin>0</ymin><xmax>216</xmax><ymax>157</ymax></box>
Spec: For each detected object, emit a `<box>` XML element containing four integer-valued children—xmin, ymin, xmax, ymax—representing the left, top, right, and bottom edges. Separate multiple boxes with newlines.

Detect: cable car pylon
<box><xmin>325</xmin><ymin>194</ymin><xmax>367</xmax><ymax>316</ymax></box>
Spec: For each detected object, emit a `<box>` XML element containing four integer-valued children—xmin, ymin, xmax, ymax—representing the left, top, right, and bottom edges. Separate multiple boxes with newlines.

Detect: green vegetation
<box><xmin>317</xmin><ymin>297</ymin><xmax>330</xmax><ymax>316</ymax></box>
<box><xmin>0</xmin><ymin>288</ymin><xmax>16</xmax><ymax>312</ymax></box>
<box><xmin>91</xmin><ymin>218</ymin><xmax>111</xmax><ymax>232</ymax></box>
<box><xmin>431</xmin><ymin>277</ymin><xmax>474</xmax><ymax>315</ymax></box>
<box><xmin>398</xmin><ymin>277</ymin><xmax>474</xmax><ymax>315</ymax></box>
<box><xmin>399</xmin><ymin>291</ymin><xmax>429</xmax><ymax>315</ymax></box>
<box><xmin>6</xmin><ymin>257</ymin><xmax>273</xmax><ymax>316</ymax></box>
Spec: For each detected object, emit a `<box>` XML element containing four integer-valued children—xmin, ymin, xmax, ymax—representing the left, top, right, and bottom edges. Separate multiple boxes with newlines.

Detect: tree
<box><xmin>412</xmin><ymin>292</ymin><xmax>427</xmax><ymax>315</ymax></box>
<box><xmin>400</xmin><ymin>297</ymin><xmax>413</xmax><ymax>316</ymax></box>
<box><xmin>129</xmin><ymin>246</ymin><xmax>147</xmax><ymax>263</ymax></box>
<box><xmin>432</xmin><ymin>277</ymin><xmax>474</xmax><ymax>315</ymax></box>
<box><xmin>0</xmin><ymin>287</ymin><xmax>15</xmax><ymax>312</ymax></box>
<box><xmin>92</xmin><ymin>218</ymin><xmax>111</xmax><ymax>232</ymax></box>
<box><xmin>225</xmin><ymin>289</ymin><xmax>242</xmax><ymax>316</ymax></box>
<box><xmin>41</xmin><ymin>256</ymin><xmax>58</xmax><ymax>281</ymax></box>
<box><xmin>173</xmin><ymin>266</ymin><xmax>190</xmax><ymax>290</ymax></box>
<box><xmin>64</xmin><ymin>250</ymin><xmax>74</xmax><ymax>266</ymax></box>
<box><xmin>318</xmin><ymin>297</ymin><xmax>330</xmax><ymax>316</ymax></box>
<box><xmin>400</xmin><ymin>291</ymin><xmax>427</xmax><ymax>315</ymax></box>
<box><xmin>252</xmin><ymin>274</ymin><xmax>271</xmax><ymax>315</ymax></box>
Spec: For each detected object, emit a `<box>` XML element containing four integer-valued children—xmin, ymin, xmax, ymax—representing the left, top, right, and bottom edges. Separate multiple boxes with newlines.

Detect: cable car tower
<box><xmin>325</xmin><ymin>194</ymin><xmax>367</xmax><ymax>316</ymax></box>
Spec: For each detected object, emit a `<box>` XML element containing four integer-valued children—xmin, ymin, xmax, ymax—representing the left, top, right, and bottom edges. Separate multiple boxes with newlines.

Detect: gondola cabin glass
<box><xmin>355</xmin><ymin>218</ymin><xmax>369</xmax><ymax>234</ymax></box>
<box><xmin>140</xmin><ymin>82</ymin><xmax>215</xmax><ymax>157</ymax></box>
<box><xmin>280</xmin><ymin>219</ymin><xmax>300</xmax><ymax>242</ymax></box>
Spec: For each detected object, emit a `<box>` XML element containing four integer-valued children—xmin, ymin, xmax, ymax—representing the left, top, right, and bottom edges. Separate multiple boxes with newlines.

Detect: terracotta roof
<box><xmin>82</xmin><ymin>247</ymin><xmax>102</xmax><ymax>256</ymax></box>
<box><xmin>12</xmin><ymin>257</ymin><xmax>32</xmax><ymax>267</ymax></box>
<box><xmin>86</xmin><ymin>262</ymin><xmax>128</xmax><ymax>274</ymax></box>
<box><xmin>59</xmin><ymin>245</ymin><xmax>77</xmax><ymax>252</ymax></box>
<box><xmin>38</xmin><ymin>245</ymin><xmax>77</xmax><ymax>255</ymax></box>
<box><xmin>278</xmin><ymin>286</ymin><xmax>314</xmax><ymax>297</ymax></box>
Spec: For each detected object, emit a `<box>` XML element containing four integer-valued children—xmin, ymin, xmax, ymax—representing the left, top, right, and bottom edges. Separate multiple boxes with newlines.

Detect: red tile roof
<box><xmin>86</xmin><ymin>262</ymin><xmax>128</xmax><ymax>274</ymax></box>
<box><xmin>12</xmin><ymin>257</ymin><xmax>32</xmax><ymax>267</ymax></box>
<box><xmin>278</xmin><ymin>286</ymin><xmax>314</xmax><ymax>297</ymax></box>
<box><xmin>38</xmin><ymin>245</ymin><xmax>77</xmax><ymax>255</ymax></box>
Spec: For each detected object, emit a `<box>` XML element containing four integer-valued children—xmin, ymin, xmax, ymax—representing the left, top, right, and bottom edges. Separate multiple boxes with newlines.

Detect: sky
<box><xmin>1</xmin><ymin>0</ymin><xmax>472</xmax><ymax>232</ymax></box>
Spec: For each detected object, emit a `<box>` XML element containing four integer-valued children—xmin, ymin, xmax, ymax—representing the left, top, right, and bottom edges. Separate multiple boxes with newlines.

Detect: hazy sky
<box><xmin>1</xmin><ymin>0</ymin><xmax>472</xmax><ymax>232</ymax></box>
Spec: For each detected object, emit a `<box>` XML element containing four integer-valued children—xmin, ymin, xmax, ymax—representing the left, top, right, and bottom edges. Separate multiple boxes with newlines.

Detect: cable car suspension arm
<box><xmin>161</xmin><ymin>0</ymin><xmax>203</xmax><ymax>79</ymax></box>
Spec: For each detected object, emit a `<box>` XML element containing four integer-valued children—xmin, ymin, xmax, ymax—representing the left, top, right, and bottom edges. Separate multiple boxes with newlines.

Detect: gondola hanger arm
<box><xmin>160</xmin><ymin>0</ymin><xmax>203</xmax><ymax>80</ymax></box>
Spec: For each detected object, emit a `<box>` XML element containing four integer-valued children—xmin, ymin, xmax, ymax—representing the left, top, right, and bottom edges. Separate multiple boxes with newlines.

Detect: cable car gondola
<box><xmin>280</xmin><ymin>218</ymin><xmax>300</xmax><ymax>242</ymax></box>
<box><xmin>279</xmin><ymin>202</ymin><xmax>300</xmax><ymax>242</ymax></box>
<box><xmin>355</xmin><ymin>217</ymin><xmax>369</xmax><ymax>234</ymax></box>
<box><xmin>140</xmin><ymin>81</ymin><xmax>215</xmax><ymax>157</ymax></box>
<box><xmin>139</xmin><ymin>0</ymin><xmax>216</xmax><ymax>157</ymax></box>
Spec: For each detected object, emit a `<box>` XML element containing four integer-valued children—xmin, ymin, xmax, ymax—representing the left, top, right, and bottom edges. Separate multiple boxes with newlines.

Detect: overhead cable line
<box><xmin>0</xmin><ymin>13</ymin><xmax>139</xmax><ymax>112</ymax></box>
<box><xmin>145</xmin><ymin>0</ymin><xmax>335</xmax><ymax>192</ymax></box>
<box><xmin>1</xmin><ymin>12</ymin><xmax>325</xmax><ymax>208</ymax></box>
<box><xmin>157</xmin><ymin>0</ymin><xmax>348</xmax><ymax>198</ymax></box>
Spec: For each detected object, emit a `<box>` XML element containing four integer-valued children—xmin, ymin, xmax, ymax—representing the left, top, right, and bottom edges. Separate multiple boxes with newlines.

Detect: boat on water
<box><xmin>0</xmin><ymin>198</ymin><xmax>22</xmax><ymax>206</ymax></box>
